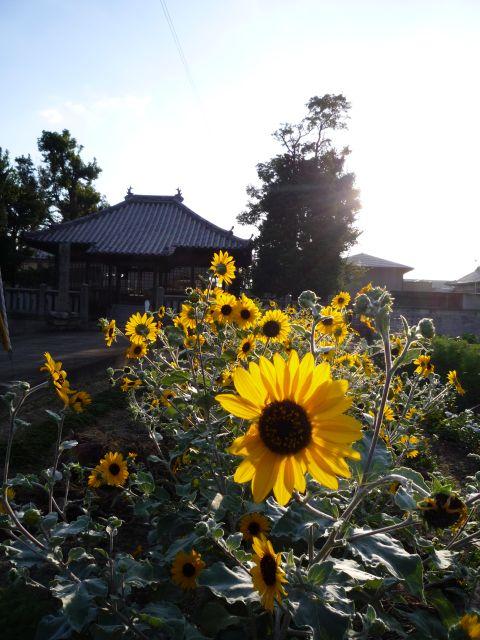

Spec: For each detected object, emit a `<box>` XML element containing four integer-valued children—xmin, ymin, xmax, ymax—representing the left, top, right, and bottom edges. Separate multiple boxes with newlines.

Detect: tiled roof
<box><xmin>455</xmin><ymin>266</ymin><xmax>480</xmax><ymax>284</ymax></box>
<box><xmin>25</xmin><ymin>193</ymin><xmax>251</xmax><ymax>256</ymax></box>
<box><xmin>346</xmin><ymin>253</ymin><xmax>413</xmax><ymax>271</ymax></box>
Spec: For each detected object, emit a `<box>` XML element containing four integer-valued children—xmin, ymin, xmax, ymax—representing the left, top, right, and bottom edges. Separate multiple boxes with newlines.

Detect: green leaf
<box><xmin>52</xmin><ymin>581</ymin><xmax>97</xmax><ymax>633</ymax></box>
<box><xmin>35</xmin><ymin>613</ymin><xmax>72</xmax><ymax>640</ymax></box>
<box><xmin>308</xmin><ymin>561</ymin><xmax>334</xmax><ymax>586</ymax></box>
<box><xmin>331</xmin><ymin>558</ymin><xmax>377</xmax><ymax>583</ymax></box>
<box><xmin>347</xmin><ymin>530</ymin><xmax>424</xmax><ymax>599</ymax></box>
<box><xmin>288</xmin><ymin>586</ymin><xmax>353</xmax><ymax>640</ymax></box>
<box><xmin>198</xmin><ymin>561</ymin><xmax>256</xmax><ymax>604</ymax></box>
<box><xmin>226</xmin><ymin>533</ymin><xmax>243</xmax><ymax>551</ymax></box>
<box><xmin>52</xmin><ymin>515</ymin><xmax>90</xmax><ymax>538</ymax></box>
<box><xmin>194</xmin><ymin>601</ymin><xmax>240</xmax><ymax>635</ymax></box>
<box><xmin>67</xmin><ymin>547</ymin><xmax>92</xmax><ymax>563</ymax></box>
<box><xmin>131</xmin><ymin>470</ymin><xmax>155</xmax><ymax>495</ymax></box>
<box><xmin>140</xmin><ymin>602</ymin><xmax>185</xmax><ymax>639</ymax></box>
<box><xmin>351</xmin><ymin>432</ymin><xmax>392</xmax><ymax>480</ymax></box>
<box><xmin>59</xmin><ymin>440</ymin><xmax>78</xmax><ymax>451</ymax></box>
<box><xmin>272</xmin><ymin>501</ymin><xmax>332</xmax><ymax>541</ymax></box>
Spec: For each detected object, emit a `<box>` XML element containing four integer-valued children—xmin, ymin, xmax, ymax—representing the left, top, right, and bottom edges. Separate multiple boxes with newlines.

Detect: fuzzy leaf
<box><xmin>198</xmin><ymin>561</ymin><xmax>256</xmax><ymax>604</ymax></box>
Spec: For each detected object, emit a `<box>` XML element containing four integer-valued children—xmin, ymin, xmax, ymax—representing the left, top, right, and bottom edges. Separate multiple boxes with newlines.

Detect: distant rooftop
<box><xmin>455</xmin><ymin>266</ymin><xmax>480</xmax><ymax>284</ymax></box>
<box><xmin>25</xmin><ymin>192</ymin><xmax>250</xmax><ymax>257</ymax></box>
<box><xmin>346</xmin><ymin>253</ymin><xmax>413</xmax><ymax>272</ymax></box>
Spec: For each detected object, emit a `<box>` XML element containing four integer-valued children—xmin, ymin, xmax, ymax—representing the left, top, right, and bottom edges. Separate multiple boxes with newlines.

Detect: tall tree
<box><xmin>38</xmin><ymin>129</ymin><xmax>107</xmax><ymax>221</ymax></box>
<box><xmin>238</xmin><ymin>94</ymin><xmax>360</xmax><ymax>298</ymax></box>
<box><xmin>0</xmin><ymin>149</ymin><xmax>50</xmax><ymax>283</ymax></box>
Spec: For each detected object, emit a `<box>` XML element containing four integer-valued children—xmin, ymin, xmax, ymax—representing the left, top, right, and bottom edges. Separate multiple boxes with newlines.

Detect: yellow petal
<box><xmin>251</xmin><ymin>453</ymin><xmax>278</xmax><ymax>502</ymax></box>
<box><xmin>233</xmin><ymin>367</ymin><xmax>265</xmax><ymax>408</ymax></box>
<box><xmin>258</xmin><ymin>356</ymin><xmax>279</xmax><ymax>400</ymax></box>
<box><xmin>234</xmin><ymin>458</ymin><xmax>257</xmax><ymax>483</ymax></box>
<box><xmin>216</xmin><ymin>393</ymin><xmax>260</xmax><ymax>420</ymax></box>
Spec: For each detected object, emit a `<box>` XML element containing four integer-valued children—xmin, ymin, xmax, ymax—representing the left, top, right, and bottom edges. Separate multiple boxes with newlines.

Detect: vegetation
<box><xmin>238</xmin><ymin>94</ymin><xmax>360</xmax><ymax>297</ymax></box>
<box><xmin>0</xmin><ymin>129</ymin><xmax>106</xmax><ymax>282</ymax></box>
<box><xmin>432</xmin><ymin>335</ymin><xmax>480</xmax><ymax>411</ymax></box>
<box><xmin>1</xmin><ymin>253</ymin><xmax>480</xmax><ymax>640</ymax></box>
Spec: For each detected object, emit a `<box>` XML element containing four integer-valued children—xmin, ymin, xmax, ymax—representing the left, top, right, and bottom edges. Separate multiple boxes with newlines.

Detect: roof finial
<box><xmin>175</xmin><ymin>187</ymin><xmax>184</xmax><ymax>202</ymax></box>
<box><xmin>125</xmin><ymin>186</ymin><xmax>133</xmax><ymax>199</ymax></box>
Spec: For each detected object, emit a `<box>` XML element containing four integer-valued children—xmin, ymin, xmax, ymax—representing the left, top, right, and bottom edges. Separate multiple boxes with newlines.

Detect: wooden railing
<box><xmin>4</xmin><ymin>287</ymin><xmax>83</xmax><ymax>317</ymax></box>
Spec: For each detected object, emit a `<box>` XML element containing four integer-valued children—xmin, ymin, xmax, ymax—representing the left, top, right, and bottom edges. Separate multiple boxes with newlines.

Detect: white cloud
<box><xmin>38</xmin><ymin>95</ymin><xmax>151</xmax><ymax>124</ymax></box>
<box><xmin>38</xmin><ymin>108</ymin><xmax>63</xmax><ymax>124</ymax></box>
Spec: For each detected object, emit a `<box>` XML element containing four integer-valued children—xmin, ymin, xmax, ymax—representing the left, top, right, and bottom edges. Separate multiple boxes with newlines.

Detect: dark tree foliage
<box><xmin>238</xmin><ymin>94</ymin><xmax>360</xmax><ymax>298</ymax></box>
<box><xmin>38</xmin><ymin>129</ymin><xmax>107</xmax><ymax>221</ymax></box>
<box><xmin>0</xmin><ymin>149</ymin><xmax>49</xmax><ymax>283</ymax></box>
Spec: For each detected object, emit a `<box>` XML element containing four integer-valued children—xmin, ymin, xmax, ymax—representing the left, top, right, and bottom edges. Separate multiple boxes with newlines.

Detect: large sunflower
<box><xmin>234</xmin><ymin>294</ymin><xmax>260</xmax><ymax>329</ymax></box>
<box><xmin>125</xmin><ymin>312</ymin><xmax>157</xmax><ymax>345</ymax></box>
<box><xmin>251</xmin><ymin>536</ymin><xmax>287</xmax><ymax>611</ymax></box>
<box><xmin>210</xmin><ymin>250</ymin><xmax>236</xmax><ymax>285</ymax></box>
<box><xmin>257</xmin><ymin>309</ymin><xmax>290</xmax><ymax>343</ymax></box>
<box><xmin>98</xmin><ymin>452</ymin><xmax>129</xmax><ymax>487</ymax></box>
<box><xmin>178</xmin><ymin>304</ymin><xmax>197</xmax><ymax>331</ymax></box>
<box><xmin>239</xmin><ymin>512</ymin><xmax>270</xmax><ymax>542</ymax></box>
<box><xmin>216</xmin><ymin>351</ymin><xmax>362</xmax><ymax>505</ymax></box>
<box><xmin>413</xmin><ymin>354</ymin><xmax>434</xmax><ymax>378</ymax></box>
<box><xmin>171</xmin><ymin>549</ymin><xmax>205</xmax><ymax>590</ymax></box>
<box><xmin>213</xmin><ymin>292</ymin><xmax>237</xmax><ymax>324</ymax></box>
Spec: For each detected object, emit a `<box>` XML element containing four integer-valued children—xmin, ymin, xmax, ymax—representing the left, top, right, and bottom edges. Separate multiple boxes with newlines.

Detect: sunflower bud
<box><xmin>298</xmin><ymin>290</ymin><xmax>317</xmax><ymax>309</ymax></box>
<box><xmin>417</xmin><ymin>318</ymin><xmax>435</xmax><ymax>339</ymax></box>
<box><xmin>354</xmin><ymin>294</ymin><xmax>370</xmax><ymax>315</ymax></box>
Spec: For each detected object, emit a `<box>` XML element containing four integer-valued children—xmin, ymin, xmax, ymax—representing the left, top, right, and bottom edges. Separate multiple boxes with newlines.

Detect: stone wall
<box><xmin>391</xmin><ymin>308</ymin><xmax>480</xmax><ymax>337</ymax></box>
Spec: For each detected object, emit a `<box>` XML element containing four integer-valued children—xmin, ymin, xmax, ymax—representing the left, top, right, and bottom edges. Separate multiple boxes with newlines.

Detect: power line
<box><xmin>159</xmin><ymin>0</ymin><xmax>199</xmax><ymax>99</ymax></box>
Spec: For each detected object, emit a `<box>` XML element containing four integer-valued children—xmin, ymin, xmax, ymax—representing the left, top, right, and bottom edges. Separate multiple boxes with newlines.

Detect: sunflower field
<box><xmin>1</xmin><ymin>251</ymin><xmax>480</xmax><ymax>640</ymax></box>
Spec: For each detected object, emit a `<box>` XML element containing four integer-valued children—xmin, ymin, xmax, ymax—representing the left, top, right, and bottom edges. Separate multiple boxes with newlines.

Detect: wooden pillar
<box><xmin>57</xmin><ymin>242</ymin><xmax>71</xmax><ymax>312</ymax></box>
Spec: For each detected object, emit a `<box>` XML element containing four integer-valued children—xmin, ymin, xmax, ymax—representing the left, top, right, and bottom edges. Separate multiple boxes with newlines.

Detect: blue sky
<box><xmin>1</xmin><ymin>0</ymin><xmax>479</xmax><ymax>279</ymax></box>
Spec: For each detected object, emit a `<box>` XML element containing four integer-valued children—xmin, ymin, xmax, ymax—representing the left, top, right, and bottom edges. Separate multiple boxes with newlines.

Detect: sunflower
<box><xmin>55</xmin><ymin>380</ymin><xmax>75</xmax><ymax>407</ymax></box>
<box><xmin>121</xmin><ymin>377</ymin><xmax>142</xmax><ymax>392</ymax></box>
<box><xmin>316</xmin><ymin>306</ymin><xmax>344</xmax><ymax>336</ymax></box>
<box><xmin>258</xmin><ymin>309</ymin><xmax>290</xmax><ymax>344</ymax></box>
<box><xmin>414</xmin><ymin>354</ymin><xmax>434</xmax><ymax>378</ymax></box>
<box><xmin>178</xmin><ymin>304</ymin><xmax>197</xmax><ymax>331</ymax></box>
<box><xmin>210</xmin><ymin>250</ymin><xmax>236</xmax><ymax>285</ymax></box>
<box><xmin>331</xmin><ymin>291</ymin><xmax>351</xmax><ymax>310</ymax></box>
<box><xmin>126</xmin><ymin>342</ymin><xmax>148</xmax><ymax>359</ymax></box>
<box><xmin>238</xmin><ymin>335</ymin><xmax>256</xmax><ymax>360</ymax></box>
<box><xmin>216</xmin><ymin>351</ymin><xmax>362</xmax><ymax>505</ymax></box>
<box><xmin>0</xmin><ymin>487</ymin><xmax>15</xmax><ymax>514</ymax></box>
<box><xmin>234</xmin><ymin>294</ymin><xmax>260</xmax><ymax>329</ymax></box>
<box><xmin>417</xmin><ymin>492</ymin><xmax>468</xmax><ymax>530</ymax></box>
<box><xmin>447</xmin><ymin>370</ymin><xmax>466</xmax><ymax>395</ymax></box>
<box><xmin>161</xmin><ymin>389</ymin><xmax>175</xmax><ymax>407</ymax></box>
<box><xmin>157</xmin><ymin>306</ymin><xmax>166</xmax><ymax>319</ymax></box>
<box><xmin>332</xmin><ymin>322</ymin><xmax>348</xmax><ymax>344</ymax></box>
<box><xmin>40</xmin><ymin>352</ymin><xmax>67</xmax><ymax>387</ymax></box>
<box><xmin>171</xmin><ymin>549</ymin><xmax>205</xmax><ymax>590</ymax></box>
<box><xmin>98</xmin><ymin>452</ymin><xmax>129</xmax><ymax>487</ymax></box>
<box><xmin>69</xmin><ymin>390</ymin><xmax>92</xmax><ymax>413</ymax></box>
<box><xmin>125</xmin><ymin>312</ymin><xmax>157</xmax><ymax>345</ymax></box>
<box><xmin>239</xmin><ymin>512</ymin><xmax>270</xmax><ymax>542</ymax></box>
<box><xmin>88</xmin><ymin>466</ymin><xmax>103</xmax><ymax>489</ymax></box>
<box><xmin>459</xmin><ymin>613</ymin><xmax>480</xmax><ymax>639</ymax></box>
<box><xmin>213</xmin><ymin>292</ymin><xmax>237</xmax><ymax>324</ymax></box>
<box><xmin>104</xmin><ymin>320</ymin><xmax>117</xmax><ymax>347</ymax></box>
<box><xmin>251</xmin><ymin>536</ymin><xmax>287</xmax><ymax>611</ymax></box>
<box><xmin>360</xmin><ymin>314</ymin><xmax>375</xmax><ymax>332</ymax></box>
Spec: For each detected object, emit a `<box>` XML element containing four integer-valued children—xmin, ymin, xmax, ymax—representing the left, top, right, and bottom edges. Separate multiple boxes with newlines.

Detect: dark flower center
<box><xmin>240</xmin><ymin>309</ymin><xmax>251</xmax><ymax>320</ymax></box>
<box><xmin>108</xmin><ymin>328</ymin><xmax>114</xmax><ymax>336</ymax></box>
<box><xmin>216</xmin><ymin>263</ymin><xmax>227</xmax><ymax>275</ymax></box>
<box><xmin>136</xmin><ymin>324</ymin><xmax>149</xmax><ymax>336</ymax></box>
<box><xmin>337</xmin><ymin>297</ymin><xmax>344</xmax><ymax>304</ymax></box>
<box><xmin>259</xmin><ymin>400</ymin><xmax>312</xmax><ymax>454</ymax></box>
<box><xmin>247</xmin><ymin>520</ymin><xmax>261</xmax><ymax>536</ymax></box>
<box><xmin>221</xmin><ymin>304</ymin><xmax>233</xmax><ymax>316</ymax></box>
<box><xmin>262</xmin><ymin>320</ymin><xmax>281</xmax><ymax>338</ymax></box>
<box><xmin>260</xmin><ymin>553</ymin><xmax>278</xmax><ymax>586</ymax></box>
<box><xmin>421</xmin><ymin>493</ymin><xmax>466</xmax><ymax>528</ymax></box>
<box><xmin>109</xmin><ymin>463</ymin><xmax>121</xmax><ymax>476</ymax></box>
<box><xmin>134</xmin><ymin>346</ymin><xmax>142</xmax><ymax>354</ymax></box>
<box><xmin>242</xmin><ymin>341</ymin><xmax>252</xmax><ymax>353</ymax></box>
<box><xmin>322</xmin><ymin>317</ymin><xmax>333</xmax><ymax>326</ymax></box>
<box><xmin>182</xmin><ymin>562</ymin><xmax>196</xmax><ymax>577</ymax></box>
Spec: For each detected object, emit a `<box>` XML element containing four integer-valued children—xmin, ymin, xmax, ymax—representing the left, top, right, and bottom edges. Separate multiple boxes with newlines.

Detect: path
<box><xmin>0</xmin><ymin>330</ymin><xmax>125</xmax><ymax>387</ymax></box>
